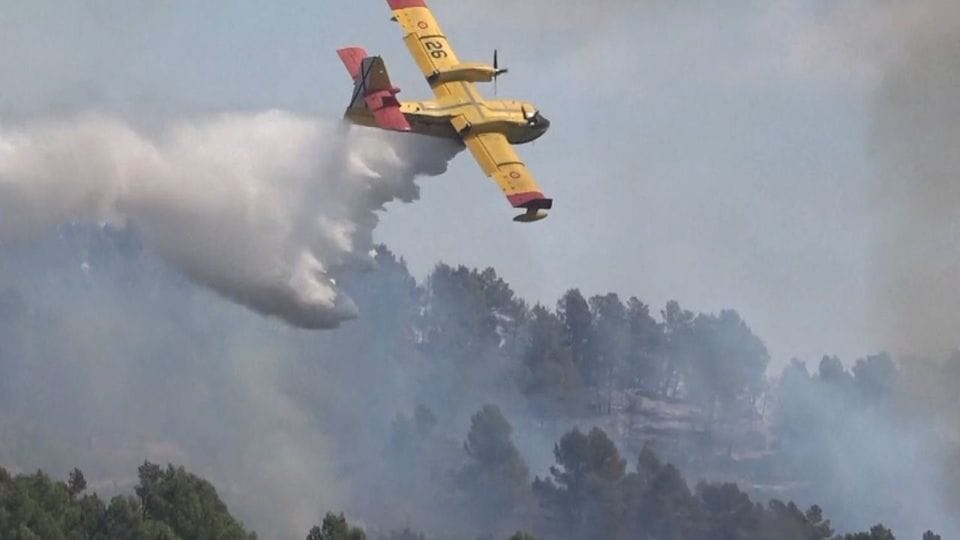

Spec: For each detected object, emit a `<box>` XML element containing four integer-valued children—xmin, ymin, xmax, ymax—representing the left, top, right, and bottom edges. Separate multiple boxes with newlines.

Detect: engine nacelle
<box><xmin>427</xmin><ymin>63</ymin><xmax>501</xmax><ymax>84</ymax></box>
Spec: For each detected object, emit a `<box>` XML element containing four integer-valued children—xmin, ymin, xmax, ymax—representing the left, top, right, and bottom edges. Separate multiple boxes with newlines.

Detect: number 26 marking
<box><xmin>424</xmin><ymin>40</ymin><xmax>448</xmax><ymax>59</ymax></box>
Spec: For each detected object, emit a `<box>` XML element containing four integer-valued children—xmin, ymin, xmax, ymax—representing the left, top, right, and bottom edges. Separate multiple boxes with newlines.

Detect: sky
<box><xmin>0</xmin><ymin>0</ymin><xmax>930</xmax><ymax>366</ymax></box>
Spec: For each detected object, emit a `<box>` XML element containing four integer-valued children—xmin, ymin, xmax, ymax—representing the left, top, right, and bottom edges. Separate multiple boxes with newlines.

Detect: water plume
<box><xmin>0</xmin><ymin>111</ymin><xmax>460</xmax><ymax>328</ymax></box>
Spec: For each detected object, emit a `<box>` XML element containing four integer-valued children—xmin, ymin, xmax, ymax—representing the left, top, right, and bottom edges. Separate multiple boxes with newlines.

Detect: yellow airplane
<box><xmin>338</xmin><ymin>0</ymin><xmax>553</xmax><ymax>222</ymax></box>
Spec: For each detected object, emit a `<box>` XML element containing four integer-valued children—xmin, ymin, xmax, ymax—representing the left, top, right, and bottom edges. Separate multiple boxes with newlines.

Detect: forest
<box><xmin>0</xmin><ymin>226</ymin><xmax>958</xmax><ymax>538</ymax></box>
<box><xmin>0</xmin><ymin>423</ymin><xmax>936</xmax><ymax>539</ymax></box>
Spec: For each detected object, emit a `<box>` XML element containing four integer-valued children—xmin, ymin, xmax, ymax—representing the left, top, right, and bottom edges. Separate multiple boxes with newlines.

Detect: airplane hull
<box><xmin>344</xmin><ymin>104</ymin><xmax>548</xmax><ymax>145</ymax></box>
<box><xmin>345</xmin><ymin>107</ymin><xmax>460</xmax><ymax>140</ymax></box>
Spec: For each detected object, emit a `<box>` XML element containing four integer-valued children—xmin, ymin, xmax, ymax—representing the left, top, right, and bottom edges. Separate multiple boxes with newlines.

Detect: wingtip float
<box><xmin>337</xmin><ymin>0</ymin><xmax>554</xmax><ymax>223</ymax></box>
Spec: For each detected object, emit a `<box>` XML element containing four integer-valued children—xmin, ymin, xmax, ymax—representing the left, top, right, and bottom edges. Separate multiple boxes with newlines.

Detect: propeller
<box><xmin>493</xmin><ymin>49</ymin><xmax>508</xmax><ymax>95</ymax></box>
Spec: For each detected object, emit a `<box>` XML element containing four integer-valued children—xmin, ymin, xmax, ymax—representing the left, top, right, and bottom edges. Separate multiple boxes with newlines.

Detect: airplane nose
<box><xmin>536</xmin><ymin>113</ymin><xmax>550</xmax><ymax>129</ymax></box>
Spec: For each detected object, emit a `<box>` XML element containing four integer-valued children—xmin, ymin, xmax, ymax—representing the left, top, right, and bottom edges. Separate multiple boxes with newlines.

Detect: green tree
<box><xmin>817</xmin><ymin>356</ymin><xmax>851</xmax><ymax>386</ymax></box>
<box><xmin>624</xmin><ymin>297</ymin><xmax>665</xmax><ymax>393</ymax></box>
<box><xmin>774</xmin><ymin>359</ymin><xmax>817</xmax><ymax>444</ymax></box>
<box><xmin>533</xmin><ymin>427</ymin><xmax>627</xmax><ymax>539</ymax></box>
<box><xmin>557</xmin><ymin>289</ymin><xmax>596</xmax><ymax>384</ymax></box>
<box><xmin>589</xmin><ymin>293</ymin><xmax>629</xmax><ymax>412</ymax></box>
<box><xmin>67</xmin><ymin>468</ymin><xmax>86</xmax><ymax>498</ymax></box>
<box><xmin>420</xmin><ymin>265</ymin><xmax>527</xmax><ymax>362</ymax></box>
<box><xmin>683</xmin><ymin>310</ymin><xmax>769</xmax><ymax>416</ymax></box>
<box><xmin>800</xmin><ymin>504</ymin><xmax>834</xmax><ymax>538</ymax></box>
<box><xmin>622</xmin><ymin>445</ymin><xmax>699</xmax><ymax>539</ymax></box>
<box><xmin>0</xmin><ymin>464</ymin><xmax>257</xmax><ymax>539</ymax></box>
<box><xmin>135</xmin><ymin>462</ymin><xmax>255</xmax><ymax>540</ymax></box>
<box><xmin>458</xmin><ymin>405</ymin><xmax>531</xmax><ymax>533</ymax></box>
<box><xmin>418</xmin><ymin>265</ymin><xmax>529</xmax><ymax>406</ymax></box>
<box><xmin>852</xmin><ymin>353</ymin><xmax>898</xmax><ymax>401</ymax></box>
<box><xmin>0</xmin><ymin>469</ymin><xmax>89</xmax><ymax>539</ymax></box>
<box><xmin>839</xmin><ymin>524</ymin><xmax>896</xmax><ymax>540</ymax></box>
<box><xmin>660</xmin><ymin>301</ymin><xmax>696</xmax><ymax>398</ymax></box>
<box><xmin>519</xmin><ymin>305</ymin><xmax>582</xmax><ymax>413</ymax></box>
<box><xmin>697</xmin><ymin>481</ymin><xmax>764</xmax><ymax>539</ymax></box>
<box><xmin>308</xmin><ymin>513</ymin><xmax>365</xmax><ymax>540</ymax></box>
<box><xmin>102</xmin><ymin>495</ymin><xmax>181</xmax><ymax>539</ymax></box>
<box><xmin>655</xmin><ymin>304</ymin><xmax>771</xmax><ymax>418</ymax></box>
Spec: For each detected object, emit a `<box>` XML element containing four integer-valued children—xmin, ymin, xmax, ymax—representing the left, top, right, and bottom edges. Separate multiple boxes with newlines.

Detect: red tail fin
<box><xmin>337</xmin><ymin>48</ymin><xmax>412</xmax><ymax>132</ymax></box>
<box><xmin>337</xmin><ymin>47</ymin><xmax>367</xmax><ymax>82</ymax></box>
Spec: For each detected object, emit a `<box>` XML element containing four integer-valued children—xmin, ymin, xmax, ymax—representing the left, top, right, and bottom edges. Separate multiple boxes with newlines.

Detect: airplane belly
<box><xmin>345</xmin><ymin>107</ymin><xmax>458</xmax><ymax>140</ymax></box>
<box><xmin>404</xmin><ymin>113</ymin><xmax>460</xmax><ymax>140</ymax></box>
<box><xmin>505</xmin><ymin>124</ymin><xmax>548</xmax><ymax>145</ymax></box>
<box><xmin>506</xmin><ymin>127</ymin><xmax>540</xmax><ymax>145</ymax></box>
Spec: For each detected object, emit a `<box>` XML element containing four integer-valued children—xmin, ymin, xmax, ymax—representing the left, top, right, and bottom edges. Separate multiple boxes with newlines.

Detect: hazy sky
<box><xmin>0</xmin><ymin>1</ymin><xmax>910</xmax><ymax>365</ymax></box>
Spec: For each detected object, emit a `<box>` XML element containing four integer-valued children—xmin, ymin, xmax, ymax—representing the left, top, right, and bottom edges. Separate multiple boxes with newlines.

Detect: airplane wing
<box><xmin>463</xmin><ymin>132</ymin><xmax>552</xmax><ymax>220</ymax></box>
<box><xmin>386</xmin><ymin>0</ymin><xmax>465</xmax><ymax>99</ymax></box>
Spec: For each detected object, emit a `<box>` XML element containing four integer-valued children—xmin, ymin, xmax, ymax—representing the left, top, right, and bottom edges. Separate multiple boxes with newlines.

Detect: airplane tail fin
<box><xmin>337</xmin><ymin>47</ymin><xmax>411</xmax><ymax>132</ymax></box>
<box><xmin>337</xmin><ymin>47</ymin><xmax>367</xmax><ymax>83</ymax></box>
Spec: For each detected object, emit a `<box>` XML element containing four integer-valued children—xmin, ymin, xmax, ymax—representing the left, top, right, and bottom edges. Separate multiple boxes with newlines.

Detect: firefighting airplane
<box><xmin>338</xmin><ymin>0</ymin><xmax>553</xmax><ymax>222</ymax></box>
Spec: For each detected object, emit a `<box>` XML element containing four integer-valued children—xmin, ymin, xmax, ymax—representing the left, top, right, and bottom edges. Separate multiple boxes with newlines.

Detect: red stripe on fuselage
<box><xmin>387</xmin><ymin>0</ymin><xmax>427</xmax><ymax>9</ymax></box>
<box><xmin>508</xmin><ymin>192</ymin><xmax>552</xmax><ymax>209</ymax></box>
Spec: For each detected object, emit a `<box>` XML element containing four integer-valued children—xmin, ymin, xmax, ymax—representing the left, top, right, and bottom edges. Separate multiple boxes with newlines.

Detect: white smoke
<box><xmin>0</xmin><ymin>111</ymin><xmax>460</xmax><ymax>328</ymax></box>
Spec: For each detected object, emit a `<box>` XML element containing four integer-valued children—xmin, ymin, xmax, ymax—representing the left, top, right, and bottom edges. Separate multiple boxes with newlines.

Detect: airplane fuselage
<box><xmin>346</xmin><ymin>82</ymin><xmax>550</xmax><ymax>145</ymax></box>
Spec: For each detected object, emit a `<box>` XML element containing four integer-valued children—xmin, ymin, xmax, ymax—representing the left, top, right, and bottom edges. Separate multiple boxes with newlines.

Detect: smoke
<box><xmin>855</xmin><ymin>3</ymin><xmax>960</xmax><ymax>528</ymax></box>
<box><xmin>0</xmin><ymin>109</ymin><xmax>462</xmax><ymax>536</ymax></box>
<box><xmin>771</xmin><ymin>356</ymin><xmax>959</xmax><ymax>537</ymax></box>
<box><xmin>0</xmin><ymin>111</ymin><xmax>459</xmax><ymax>329</ymax></box>
<box><xmin>762</xmin><ymin>3</ymin><xmax>960</xmax><ymax>533</ymax></box>
<box><xmin>0</xmin><ymin>226</ymin><xmax>547</xmax><ymax>538</ymax></box>
<box><xmin>866</xmin><ymin>0</ymin><xmax>960</xmax><ymax>356</ymax></box>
